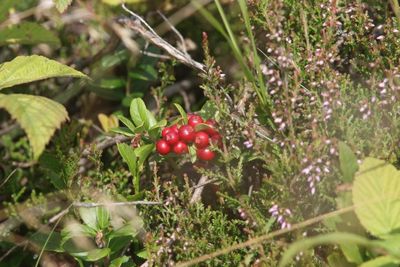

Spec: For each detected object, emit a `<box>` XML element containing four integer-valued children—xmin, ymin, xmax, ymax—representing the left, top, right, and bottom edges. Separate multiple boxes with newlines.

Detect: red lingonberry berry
<box><xmin>162</xmin><ymin>125</ymin><xmax>179</xmax><ymax>138</ymax></box>
<box><xmin>197</xmin><ymin>148</ymin><xmax>216</xmax><ymax>161</ymax></box>
<box><xmin>210</xmin><ymin>134</ymin><xmax>222</xmax><ymax>148</ymax></box>
<box><xmin>205</xmin><ymin>119</ymin><xmax>218</xmax><ymax>135</ymax></box>
<box><xmin>188</xmin><ymin>115</ymin><xmax>204</xmax><ymax>128</ymax></box>
<box><xmin>170</xmin><ymin>124</ymin><xmax>179</xmax><ymax>134</ymax></box>
<box><xmin>156</xmin><ymin>140</ymin><xmax>171</xmax><ymax>155</ymax></box>
<box><xmin>194</xmin><ymin>131</ymin><xmax>210</xmax><ymax>149</ymax></box>
<box><xmin>162</xmin><ymin>127</ymin><xmax>172</xmax><ymax>138</ymax></box>
<box><xmin>164</xmin><ymin>131</ymin><xmax>179</xmax><ymax>145</ymax></box>
<box><xmin>173</xmin><ymin>141</ymin><xmax>188</xmax><ymax>154</ymax></box>
<box><xmin>179</xmin><ymin>125</ymin><xmax>195</xmax><ymax>143</ymax></box>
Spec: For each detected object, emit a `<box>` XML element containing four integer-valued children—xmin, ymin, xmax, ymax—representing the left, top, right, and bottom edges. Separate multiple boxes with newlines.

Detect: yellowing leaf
<box><xmin>54</xmin><ymin>0</ymin><xmax>73</xmax><ymax>13</ymax></box>
<box><xmin>0</xmin><ymin>94</ymin><xmax>68</xmax><ymax>159</ymax></box>
<box><xmin>0</xmin><ymin>22</ymin><xmax>60</xmax><ymax>47</ymax></box>
<box><xmin>98</xmin><ymin>113</ymin><xmax>119</xmax><ymax>132</ymax></box>
<box><xmin>352</xmin><ymin>158</ymin><xmax>400</xmax><ymax>237</ymax></box>
<box><xmin>0</xmin><ymin>55</ymin><xmax>88</xmax><ymax>90</ymax></box>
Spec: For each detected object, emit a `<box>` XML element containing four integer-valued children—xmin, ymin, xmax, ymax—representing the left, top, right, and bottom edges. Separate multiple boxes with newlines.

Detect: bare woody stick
<box><xmin>120</xmin><ymin>4</ymin><xmax>206</xmax><ymax>73</ymax></box>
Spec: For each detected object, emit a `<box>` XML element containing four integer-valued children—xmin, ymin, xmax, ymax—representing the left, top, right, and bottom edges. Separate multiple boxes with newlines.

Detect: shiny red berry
<box><xmin>173</xmin><ymin>141</ymin><xmax>188</xmax><ymax>154</ymax></box>
<box><xmin>188</xmin><ymin>115</ymin><xmax>204</xmax><ymax>128</ymax></box>
<box><xmin>164</xmin><ymin>131</ymin><xmax>179</xmax><ymax>145</ymax></box>
<box><xmin>194</xmin><ymin>131</ymin><xmax>210</xmax><ymax>149</ymax></box>
<box><xmin>205</xmin><ymin>119</ymin><xmax>218</xmax><ymax>135</ymax></box>
<box><xmin>170</xmin><ymin>124</ymin><xmax>179</xmax><ymax>134</ymax></box>
<box><xmin>156</xmin><ymin>140</ymin><xmax>171</xmax><ymax>155</ymax></box>
<box><xmin>162</xmin><ymin>125</ymin><xmax>178</xmax><ymax>138</ymax></box>
<box><xmin>197</xmin><ymin>148</ymin><xmax>215</xmax><ymax>161</ymax></box>
<box><xmin>179</xmin><ymin>125</ymin><xmax>195</xmax><ymax>143</ymax></box>
<box><xmin>162</xmin><ymin>127</ymin><xmax>172</xmax><ymax>138</ymax></box>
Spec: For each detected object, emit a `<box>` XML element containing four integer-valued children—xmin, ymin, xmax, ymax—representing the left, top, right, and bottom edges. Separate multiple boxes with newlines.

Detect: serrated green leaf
<box><xmin>339</xmin><ymin>142</ymin><xmax>358</xmax><ymax>182</ymax></box>
<box><xmin>0</xmin><ymin>0</ymin><xmax>14</xmax><ymax>23</ymax></box>
<box><xmin>353</xmin><ymin>158</ymin><xmax>400</xmax><ymax>238</ymax></box>
<box><xmin>54</xmin><ymin>0</ymin><xmax>73</xmax><ymax>13</ymax></box>
<box><xmin>0</xmin><ymin>55</ymin><xmax>87</xmax><ymax>90</ymax></box>
<box><xmin>174</xmin><ymin>103</ymin><xmax>187</xmax><ymax>123</ymax></box>
<box><xmin>0</xmin><ymin>22</ymin><xmax>60</xmax><ymax>47</ymax></box>
<box><xmin>117</xmin><ymin>143</ymin><xmax>137</xmax><ymax>176</ymax></box>
<box><xmin>0</xmin><ymin>94</ymin><xmax>68</xmax><ymax>159</ymax></box>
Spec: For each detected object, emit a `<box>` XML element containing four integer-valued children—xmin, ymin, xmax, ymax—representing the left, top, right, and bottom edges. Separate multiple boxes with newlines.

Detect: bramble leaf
<box><xmin>54</xmin><ymin>0</ymin><xmax>73</xmax><ymax>13</ymax></box>
<box><xmin>0</xmin><ymin>55</ymin><xmax>87</xmax><ymax>90</ymax></box>
<box><xmin>353</xmin><ymin>158</ymin><xmax>400</xmax><ymax>237</ymax></box>
<box><xmin>0</xmin><ymin>94</ymin><xmax>68</xmax><ymax>159</ymax></box>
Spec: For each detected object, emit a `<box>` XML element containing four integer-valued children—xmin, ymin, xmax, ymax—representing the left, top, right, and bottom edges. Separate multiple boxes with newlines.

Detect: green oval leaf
<box><xmin>353</xmin><ymin>158</ymin><xmax>400</xmax><ymax>237</ymax></box>
<box><xmin>129</xmin><ymin>98</ymin><xmax>156</xmax><ymax>130</ymax></box>
<box><xmin>84</xmin><ymin>248</ymin><xmax>110</xmax><ymax>261</ymax></box>
<box><xmin>174</xmin><ymin>103</ymin><xmax>187</xmax><ymax>123</ymax></box>
<box><xmin>96</xmin><ymin>207</ymin><xmax>110</xmax><ymax>230</ymax></box>
<box><xmin>0</xmin><ymin>94</ymin><xmax>68</xmax><ymax>159</ymax></box>
<box><xmin>0</xmin><ymin>55</ymin><xmax>88</xmax><ymax>90</ymax></box>
<box><xmin>79</xmin><ymin>208</ymin><xmax>97</xmax><ymax>230</ymax></box>
<box><xmin>117</xmin><ymin>143</ymin><xmax>137</xmax><ymax>176</ymax></box>
<box><xmin>0</xmin><ymin>22</ymin><xmax>60</xmax><ymax>47</ymax></box>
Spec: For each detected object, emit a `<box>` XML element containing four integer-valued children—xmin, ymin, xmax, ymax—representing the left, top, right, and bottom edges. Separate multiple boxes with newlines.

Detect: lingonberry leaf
<box><xmin>129</xmin><ymin>98</ymin><xmax>156</xmax><ymax>130</ymax></box>
<box><xmin>174</xmin><ymin>103</ymin><xmax>188</xmax><ymax>124</ymax></box>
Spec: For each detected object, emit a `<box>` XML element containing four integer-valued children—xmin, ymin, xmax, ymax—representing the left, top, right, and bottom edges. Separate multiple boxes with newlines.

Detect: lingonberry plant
<box><xmin>155</xmin><ymin>113</ymin><xmax>221</xmax><ymax>161</ymax></box>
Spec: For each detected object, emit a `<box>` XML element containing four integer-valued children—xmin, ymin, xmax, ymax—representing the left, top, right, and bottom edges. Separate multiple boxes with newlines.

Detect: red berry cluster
<box><xmin>156</xmin><ymin>115</ymin><xmax>221</xmax><ymax>161</ymax></box>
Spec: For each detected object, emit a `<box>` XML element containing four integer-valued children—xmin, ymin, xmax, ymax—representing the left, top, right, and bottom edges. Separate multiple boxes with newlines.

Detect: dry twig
<box><xmin>120</xmin><ymin>4</ymin><xmax>206</xmax><ymax>73</ymax></box>
<box><xmin>189</xmin><ymin>175</ymin><xmax>209</xmax><ymax>204</ymax></box>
